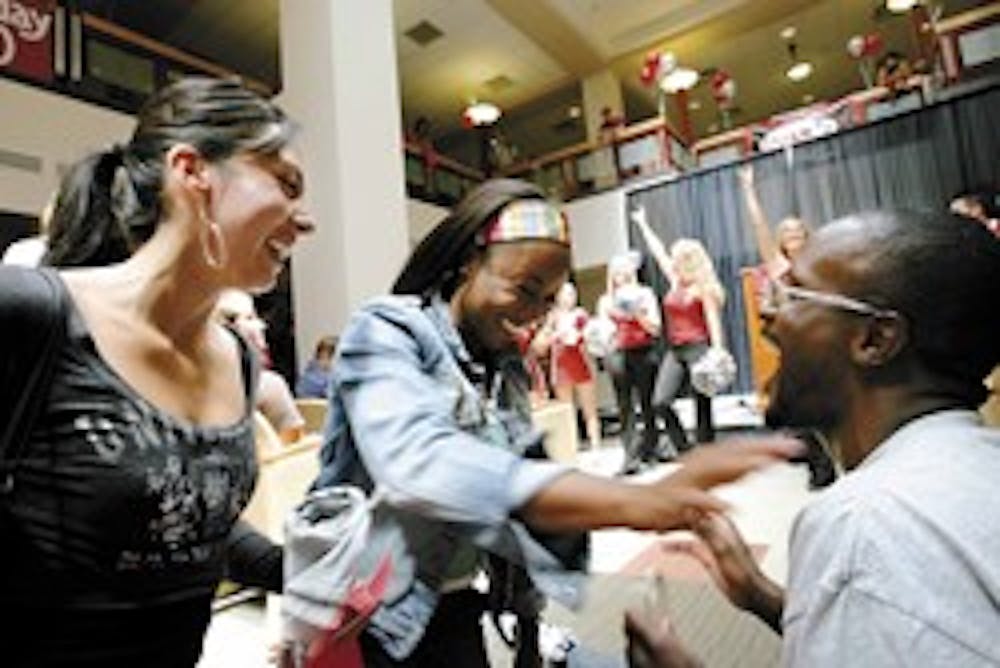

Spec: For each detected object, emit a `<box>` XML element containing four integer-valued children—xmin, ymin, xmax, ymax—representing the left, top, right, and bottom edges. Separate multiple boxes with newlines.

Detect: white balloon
<box><xmin>720</xmin><ymin>78</ymin><xmax>737</xmax><ymax>100</ymax></box>
<box><xmin>846</xmin><ymin>35</ymin><xmax>865</xmax><ymax>59</ymax></box>
<box><xmin>658</xmin><ymin>52</ymin><xmax>677</xmax><ymax>75</ymax></box>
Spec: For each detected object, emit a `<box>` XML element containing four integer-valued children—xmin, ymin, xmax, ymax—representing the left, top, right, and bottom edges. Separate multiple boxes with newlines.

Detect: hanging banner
<box><xmin>0</xmin><ymin>0</ymin><xmax>56</xmax><ymax>83</ymax></box>
<box><xmin>758</xmin><ymin>105</ymin><xmax>840</xmax><ymax>153</ymax></box>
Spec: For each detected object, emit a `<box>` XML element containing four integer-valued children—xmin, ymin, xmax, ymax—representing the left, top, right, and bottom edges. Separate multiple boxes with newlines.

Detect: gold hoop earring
<box><xmin>199</xmin><ymin>206</ymin><xmax>229</xmax><ymax>269</ymax></box>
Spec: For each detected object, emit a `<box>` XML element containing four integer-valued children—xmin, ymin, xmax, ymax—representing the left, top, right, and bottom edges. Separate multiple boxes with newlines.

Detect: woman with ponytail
<box><xmin>1</xmin><ymin>77</ymin><xmax>313</xmax><ymax>666</ymax></box>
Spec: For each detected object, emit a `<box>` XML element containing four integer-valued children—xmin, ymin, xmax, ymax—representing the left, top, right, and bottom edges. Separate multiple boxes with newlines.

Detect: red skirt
<box><xmin>553</xmin><ymin>343</ymin><xmax>592</xmax><ymax>386</ymax></box>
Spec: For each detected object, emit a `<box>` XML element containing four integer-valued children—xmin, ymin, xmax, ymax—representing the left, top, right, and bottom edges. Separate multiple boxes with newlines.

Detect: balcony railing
<box><xmin>4</xmin><ymin>2</ymin><xmax>996</xmax><ymax>209</ymax></box>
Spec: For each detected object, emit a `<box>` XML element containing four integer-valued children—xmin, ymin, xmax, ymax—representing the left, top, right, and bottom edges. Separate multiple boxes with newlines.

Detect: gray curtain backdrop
<box><xmin>625</xmin><ymin>84</ymin><xmax>999</xmax><ymax>393</ymax></box>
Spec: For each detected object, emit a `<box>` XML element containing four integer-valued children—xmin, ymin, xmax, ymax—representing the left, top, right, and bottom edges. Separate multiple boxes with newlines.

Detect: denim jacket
<box><xmin>314</xmin><ymin>294</ymin><xmax>586</xmax><ymax>659</ymax></box>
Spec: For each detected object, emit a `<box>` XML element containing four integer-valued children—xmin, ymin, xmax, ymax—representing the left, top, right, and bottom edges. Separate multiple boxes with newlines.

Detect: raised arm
<box><xmin>738</xmin><ymin>165</ymin><xmax>782</xmax><ymax>270</ymax></box>
<box><xmin>630</xmin><ymin>207</ymin><xmax>677</xmax><ymax>285</ymax></box>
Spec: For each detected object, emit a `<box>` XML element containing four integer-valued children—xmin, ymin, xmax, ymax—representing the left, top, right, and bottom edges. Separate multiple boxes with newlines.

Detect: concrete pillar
<box><xmin>580</xmin><ymin>68</ymin><xmax>625</xmax><ymax>189</ymax></box>
<box><xmin>278</xmin><ymin>0</ymin><xmax>409</xmax><ymax>361</ymax></box>
<box><xmin>580</xmin><ymin>69</ymin><xmax>625</xmax><ymax>144</ymax></box>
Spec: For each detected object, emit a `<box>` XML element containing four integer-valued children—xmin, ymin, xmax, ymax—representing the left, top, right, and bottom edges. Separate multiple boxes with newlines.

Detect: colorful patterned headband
<box><xmin>480</xmin><ymin>200</ymin><xmax>570</xmax><ymax>246</ymax></box>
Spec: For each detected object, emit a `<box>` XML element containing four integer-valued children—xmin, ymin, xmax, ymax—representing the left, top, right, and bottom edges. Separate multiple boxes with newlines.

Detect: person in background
<box><xmin>738</xmin><ymin>165</ymin><xmax>808</xmax><ymax>284</ymax></box>
<box><xmin>631</xmin><ymin>208</ymin><xmax>727</xmax><ymax>454</ymax></box>
<box><xmin>626</xmin><ymin>210</ymin><xmax>1000</xmax><ymax>667</ymax></box>
<box><xmin>516</xmin><ymin>319</ymin><xmax>552</xmax><ymax>406</ymax></box>
<box><xmin>875</xmin><ymin>50</ymin><xmax>915</xmax><ymax>97</ymax></box>
<box><xmin>296</xmin><ymin>335</ymin><xmax>338</xmax><ymax>398</ymax></box>
<box><xmin>313</xmin><ymin>178</ymin><xmax>800</xmax><ymax>667</ymax></box>
<box><xmin>739</xmin><ymin>164</ymin><xmax>837</xmax><ymax>490</ymax></box>
<box><xmin>2</xmin><ymin>76</ymin><xmax>313</xmax><ymax>666</ymax></box>
<box><xmin>534</xmin><ymin>282</ymin><xmax>602</xmax><ymax>450</ymax></box>
<box><xmin>597</xmin><ymin>250</ymin><xmax>663</xmax><ymax>474</ymax></box>
<box><xmin>950</xmin><ymin>189</ymin><xmax>1000</xmax><ymax>238</ymax></box>
<box><xmin>2</xmin><ymin>197</ymin><xmax>53</xmax><ymax>267</ymax></box>
<box><xmin>215</xmin><ymin>289</ymin><xmax>305</xmax><ymax>444</ymax></box>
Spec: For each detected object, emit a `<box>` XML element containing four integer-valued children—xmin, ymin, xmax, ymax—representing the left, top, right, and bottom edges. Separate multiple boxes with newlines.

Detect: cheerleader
<box><xmin>536</xmin><ymin>282</ymin><xmax>601</xmax><ymax>450</ymax></box>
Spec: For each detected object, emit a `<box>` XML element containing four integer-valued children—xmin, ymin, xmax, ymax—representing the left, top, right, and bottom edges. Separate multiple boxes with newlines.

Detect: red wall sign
<box><xmin>0</xmin><ymin>0</ymin><xmax>56</xmax><ymax>83</ymax></box>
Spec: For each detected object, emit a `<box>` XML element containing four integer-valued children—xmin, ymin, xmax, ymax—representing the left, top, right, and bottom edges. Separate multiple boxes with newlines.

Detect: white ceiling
<box><xmin>395</xmin><ymin>0</ymin><xmax>572</xmax><ymax>127</ymax></box>
<box><xmin>546</xmin><ymin>0</ymin><xmax>750</xmax><ymax>60</ymax></box>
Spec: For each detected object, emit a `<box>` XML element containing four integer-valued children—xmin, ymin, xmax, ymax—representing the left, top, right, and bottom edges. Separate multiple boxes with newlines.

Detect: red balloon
<box><xmin>645</xmin><ymin>50</ymin><xmax>661</xmax><ymax>67</ymax></box>
<box><xmin>710</xmin><ymin>69</ymin><xmax>730</xmax><ymax>90</ymax></box>
<box><xmin>863</xmin><ymin>32</ymin><xmax>884</xmax><ymax>57</ymax></box>
<box><xmin>640</xmin><ymin>64</ymin><xmax>656</xmax><ymax>86</ymax></box>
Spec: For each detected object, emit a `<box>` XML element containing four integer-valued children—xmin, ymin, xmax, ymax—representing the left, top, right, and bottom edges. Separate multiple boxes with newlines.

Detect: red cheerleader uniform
<box><xmin>551</xmin><ymin>308</ymin><xmax>593</xmax><ymax>387</ymax></box>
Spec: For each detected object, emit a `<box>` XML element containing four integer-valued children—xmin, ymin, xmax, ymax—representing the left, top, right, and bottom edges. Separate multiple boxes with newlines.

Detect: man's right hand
<box><xmin>684</xmin><ymin>511</ymin><xmax>785</xmax><ymax>633</ymax></box>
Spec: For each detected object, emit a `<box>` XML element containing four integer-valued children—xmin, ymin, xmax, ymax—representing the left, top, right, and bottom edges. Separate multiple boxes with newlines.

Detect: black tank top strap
<box><xmin>222</xmin><ymin>325</ymin><xmax>260</xmax><ymax>413</ymax></box>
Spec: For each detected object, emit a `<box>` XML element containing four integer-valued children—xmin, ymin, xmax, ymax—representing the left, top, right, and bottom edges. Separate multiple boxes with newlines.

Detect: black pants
<box><xmin>360</xmin><ymin>589</ymin><xmax>490</xmax><ymax>667</ymax></box>
<box><xmin>653</xmin><ymin>342</ymin><xmax>714</xmax><ymax>450</ymax></box>
<box><xmin>605</xmin><ymin>345</ymin><xmax>659</xmax><ymax>462</ymax></box>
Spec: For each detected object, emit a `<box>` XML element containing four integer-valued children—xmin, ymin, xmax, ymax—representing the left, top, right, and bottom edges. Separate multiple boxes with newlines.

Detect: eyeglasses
<box><xmin>762</xmin><ymin>280</ymin><xmax>898</xmax><ymax>319</ymax></box>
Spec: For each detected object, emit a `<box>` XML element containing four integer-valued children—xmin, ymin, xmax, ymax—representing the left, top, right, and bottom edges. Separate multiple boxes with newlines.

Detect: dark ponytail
<box><xmin>44</xmin><ymin>77</ymin><xmax>296</xmax><ymax>268</ymax></box>
<box><xmin>44</xmin><ymin>147</ymin><xmax>132</xmax><ymax>267</ymax></box>
<box><xmin>392</xmin><ymin>178</ymin><xmax>547</xmax><ymax>299</ymax></box>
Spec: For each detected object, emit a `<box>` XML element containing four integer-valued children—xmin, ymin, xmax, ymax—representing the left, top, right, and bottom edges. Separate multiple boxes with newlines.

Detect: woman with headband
<box><xmin>314</xmin><ymin>178</ymin><xmax>799</xmax><ymax>665</ymax></box>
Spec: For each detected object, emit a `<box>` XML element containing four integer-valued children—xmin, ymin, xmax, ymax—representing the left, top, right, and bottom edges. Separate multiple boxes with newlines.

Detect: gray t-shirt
<box><xmin>782</xmin><ymin>410</ymin><xmax>1000</xmax><ymax>667</ymax></box>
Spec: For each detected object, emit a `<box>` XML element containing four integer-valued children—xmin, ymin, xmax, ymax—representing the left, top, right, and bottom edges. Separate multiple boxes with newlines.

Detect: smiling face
<box><xmin>762</xmin><ymin>231</ymin><xmax>863</xmax><ymax>434</ymax></box>
<box><xmin>452</xmin><ymin>239</ymin><xmax>570</xmax><ymax>357</ymax></box>
<box><xmin>210</xmin><ymin>147</ymin><xmax>313</xmax><ymax>292</ymax></box>
<box><xmin>670</xmin><ymin>239</ymin><xmax>705</xmax><ymax>284</ymax></box>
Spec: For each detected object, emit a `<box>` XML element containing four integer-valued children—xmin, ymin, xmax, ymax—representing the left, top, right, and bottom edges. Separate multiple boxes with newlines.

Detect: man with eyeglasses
<box><xmin>626</xmin><ymin>210</ymin><xmax>1000</xmax><ymax>667</ymax></box>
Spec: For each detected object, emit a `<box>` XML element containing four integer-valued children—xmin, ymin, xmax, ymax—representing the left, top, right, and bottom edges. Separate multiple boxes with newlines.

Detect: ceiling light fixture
<box><xmin>660</xmin><ymin>67</ymin><xmax>699</xmax><ymax>93</ymax></box>
<box><xmin>886</xmin><ymin>0</ymin><xmax>918</xmax><ymax>13</ymax></box>
<box><xmin>463</xmin><ymin>101</ymin><xmax>501</xmax><ymax>126</ymax></box>
<box><xmin>784</xmin><ymin>40</ymin><xmax>813</xmax><ymax>82</ymax></box>
<box><xmin>787</xmin><ymin>61</ymin><xmax>814</xmax><ymax>82</ymax></box>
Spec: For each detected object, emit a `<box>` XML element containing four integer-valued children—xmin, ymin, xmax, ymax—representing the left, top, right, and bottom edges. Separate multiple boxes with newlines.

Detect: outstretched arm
<box><xmin>630</xmin><ymin>207</ymin><xmax>677</xmax><ymax>285</ymax></box>
<box><xmin>520</xmin><ymin>438</ymin><xmax>800</xmax><ymax>533</ymax></box>
<box><xmin>738</xmin><ymin>165</ymin><xmax>782</xmax><ymax>270</ymax></box>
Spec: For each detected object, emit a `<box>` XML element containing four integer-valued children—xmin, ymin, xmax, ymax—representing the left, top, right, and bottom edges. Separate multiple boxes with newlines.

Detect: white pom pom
<box><xmin>691</xmin><ymin>348</ymin><xmax>737</xmax><ymax>397</ymax></box>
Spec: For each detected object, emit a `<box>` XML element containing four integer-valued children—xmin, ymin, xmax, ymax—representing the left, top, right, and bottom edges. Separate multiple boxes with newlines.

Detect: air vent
<box><xmin>484</xmin><ymin>74</ymin><xmax>514</xmax><ymax>92</ymax></box>
<box><xmin>404</xmin><ymin>20</ymin><xmax>443</xmax><ymax>46</ymax></box>
<box><xmin>0</xmin><ymin>148</ymin><xmax>42</xmax><ymax>173</ymax></box>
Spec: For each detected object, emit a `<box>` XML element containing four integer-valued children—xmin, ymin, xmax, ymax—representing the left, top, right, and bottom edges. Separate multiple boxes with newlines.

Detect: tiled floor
<box><xmin>199</xmin><ymin>397</ymin><xmax>818</xmax><ymax>667</ymax></box>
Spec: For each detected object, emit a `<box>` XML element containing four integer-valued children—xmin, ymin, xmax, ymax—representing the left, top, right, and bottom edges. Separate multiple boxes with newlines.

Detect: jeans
<box><xmin>360</xmin><ymin>589</ymin><xmax>490</xmax><ymax>667</ymax></box>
